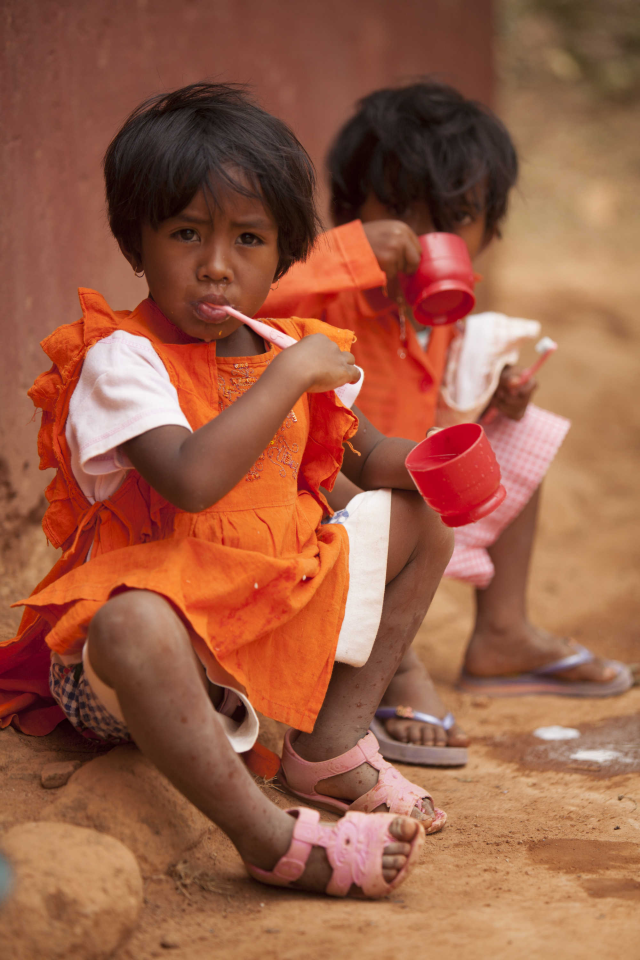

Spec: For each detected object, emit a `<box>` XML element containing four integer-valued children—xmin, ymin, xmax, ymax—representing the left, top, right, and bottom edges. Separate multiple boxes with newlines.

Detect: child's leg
<box><xmin>87</xmin><ymin>590</ymin><xmax>418</xmax><ymax>892</ymax></box>
<box><xmin>463</xmin><ymin>485</ymin><xmax>616</xmax><ymax>681</ymax></box>
<box><xmin>385</xmin><ymin>484</ymin><xmax>617</xmax><ymax>749</ymax></box>
<box><xmin>291</xmin><ymin>489</ymin><xmax>454</xmax><ymax>815</ymax></box>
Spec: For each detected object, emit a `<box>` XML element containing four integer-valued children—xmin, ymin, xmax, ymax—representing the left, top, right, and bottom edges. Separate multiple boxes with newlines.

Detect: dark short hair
<box><xmin>104</xmin><ymin>82</ymin><xmax>320</xmax><ymax>279</ymax></box>
<box><xmin>327</xmin><ymin>80</ymin><xmax>518</xmax><ymax>238</ymax></box>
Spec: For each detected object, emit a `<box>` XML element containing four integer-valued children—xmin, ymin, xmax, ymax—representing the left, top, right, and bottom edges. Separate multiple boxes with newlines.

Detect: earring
<box><xmin>135</xmin><ymin>268</ymin><xmax>144</xmax><ymax>278</ymax></box>
<box><xmin>271</xmin><ymin>279</ymin><xmax>280</xmax><ymax>290</ymax></box>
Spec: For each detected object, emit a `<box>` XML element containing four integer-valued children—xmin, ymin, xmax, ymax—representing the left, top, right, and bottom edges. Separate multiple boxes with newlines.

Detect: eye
<box><xmin>172</xmin><ymin>228</ymin><xmax>199</xmax><ymax>243</ymax></box>
<box><xmin>237</xmin><ymin>232</ymin><xmax>263</xmax><ymax>246</ymax></box>
<box><xmin>454</xmin><ymin>211</ymin><xmax>474</xmax><ymax>227</ymax></box>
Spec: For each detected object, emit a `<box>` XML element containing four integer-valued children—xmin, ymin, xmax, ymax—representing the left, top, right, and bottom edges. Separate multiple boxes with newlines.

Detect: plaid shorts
<box><xmin>49</xmin><ymin>660</ymin><xmax>131</xmax><ymax>743</ymax></box>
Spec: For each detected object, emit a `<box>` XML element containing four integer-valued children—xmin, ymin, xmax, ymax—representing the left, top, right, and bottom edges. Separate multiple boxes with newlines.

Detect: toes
<box><xmin>382</xmin><ymin>841</ymin><xmax>411</xmax><ymax>857</ymax></box>
<box><xmin>448</xmin><ymin>724</ymin><xmax>470</xmax><ymax>747</ymax></box>
<box><xmin>432</xmin><ymin>726</ymin><xmax>447</xmax><ymax>748</ymax></box>
<box><xmin>389</xmin><ymin>815</ymin><xmax>420</xmax><ymax>844</ymax></box>
<box><xmin>421</xmin><ymin>797</ymin><xmax>435</xmax><ymax>819</ymax></box>
<box><xmin>382</xmin><ymin>853</ymin><xmax>408</xmax><ymax>872</ymax></box>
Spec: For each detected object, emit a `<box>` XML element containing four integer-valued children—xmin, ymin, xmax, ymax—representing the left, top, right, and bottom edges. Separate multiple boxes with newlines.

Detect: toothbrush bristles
<box><xmin>536</xmin><ymin>336</ymin><xmax>558</xmax><ymax>354</ymax></box>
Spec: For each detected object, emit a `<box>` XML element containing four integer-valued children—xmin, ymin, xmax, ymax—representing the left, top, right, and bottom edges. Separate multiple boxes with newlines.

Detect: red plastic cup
<box><xmin>399</xmin><ymin>232</ymin><xmax>476</xmax><ymax>326</ymax></box>
<box><xmin>405</xmin><ymin>423</ymin><xmax>506</xmax><ymax>527</ymax></box>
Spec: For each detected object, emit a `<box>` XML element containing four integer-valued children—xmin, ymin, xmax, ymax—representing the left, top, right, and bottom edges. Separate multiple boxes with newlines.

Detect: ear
<box><xmin>118</xmin><ymin>241</ymin><xmax>142</xmax><ymax>274</ymax></box>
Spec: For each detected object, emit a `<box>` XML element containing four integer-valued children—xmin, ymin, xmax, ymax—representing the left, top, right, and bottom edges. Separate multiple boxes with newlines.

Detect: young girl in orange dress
<box><xmin>0</xmin><ymin>83</ymin><xmax>459</xmax><ymax>898</ymax></box>
<box><xmin>261</xmin><ymin>80</ymin><xmax>632</xmax><ymax>766</ymax></box>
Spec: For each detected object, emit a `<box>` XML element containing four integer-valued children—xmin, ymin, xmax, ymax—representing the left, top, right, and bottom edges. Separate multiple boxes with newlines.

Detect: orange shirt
<box><xmin>0</xmin><ymin>290</ymin><xmax>358</xmax><ymax>736</ymax></box>
<box><xmin>260</xmin><ymin>220</ymin><xmax>457</xmax><ymax>442</ymax></box>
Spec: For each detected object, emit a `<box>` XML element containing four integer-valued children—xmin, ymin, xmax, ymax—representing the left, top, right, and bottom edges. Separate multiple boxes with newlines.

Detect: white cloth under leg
<box><xmin>328</xmin><ymin>488</ymin><xmax>392</xmax><ymax>668</ymax></box>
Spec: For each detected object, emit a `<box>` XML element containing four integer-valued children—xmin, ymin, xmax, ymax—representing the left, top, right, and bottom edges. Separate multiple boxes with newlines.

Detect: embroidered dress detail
<box><xmin>218</xmin><ymin>360</ymin><xmax>300</xmax><ymax>481</ymax></box>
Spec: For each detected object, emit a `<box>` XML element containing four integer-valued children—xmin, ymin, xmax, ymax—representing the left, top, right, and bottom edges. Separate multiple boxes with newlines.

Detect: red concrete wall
<box><xmin>0</xmin><ymin>0</ymin><xmax>493</xmax><ymax>522</ymax></box>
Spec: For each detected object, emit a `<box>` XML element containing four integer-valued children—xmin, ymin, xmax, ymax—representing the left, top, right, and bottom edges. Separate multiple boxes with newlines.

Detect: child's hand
<box><xmin>362</xmin><ymin>221</ymin><xmax>422</xmax><ymax>280</ymax></box>
<box><xmin>489</xmin><ymin>365</ymin><xmax>538</xmax><ymax>421</ymax></box>
<box><xmin>284</xmin><ymin>333</ymin><xmax>361</xmax><ymax>394</ymax></box>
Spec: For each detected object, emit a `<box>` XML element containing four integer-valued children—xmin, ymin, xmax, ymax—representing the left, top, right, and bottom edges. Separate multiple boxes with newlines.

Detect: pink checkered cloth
<box><xmin>444</xmin><ymin>404</ymin><xmax>571</xmax><ymax>588</ymax></box>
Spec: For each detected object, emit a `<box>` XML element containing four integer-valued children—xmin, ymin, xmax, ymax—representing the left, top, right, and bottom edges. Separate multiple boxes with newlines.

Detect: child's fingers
<box><xmin>402</xmin><ymin>232</ymin><xmax>423</xmax><ymax>274</ymax></box>
<box><xmin>347</xmin><ymin>360</ymin><xmax>362</xmax><ymax>384</ymax></box>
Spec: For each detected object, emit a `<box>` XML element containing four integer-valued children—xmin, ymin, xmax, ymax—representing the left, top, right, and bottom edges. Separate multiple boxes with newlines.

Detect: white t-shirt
<box><xmin>66</xmin><ymin>331</ymin><xmax>192</xmax><ymax>502</ymax></box>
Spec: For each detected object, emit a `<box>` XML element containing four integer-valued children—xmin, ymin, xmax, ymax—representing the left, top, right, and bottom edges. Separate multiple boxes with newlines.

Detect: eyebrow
<box><xmin>167</xmin><ymin>213</ymin><xmax>276</xmax><ymax>230</ymax></box>
<box><xmin>229</xmin><ymin>215</ymin><xmax>276</xmax><ymax>230</ymax></box>
<box><xmin>169</xmin><ymin>213</ymin><xmax>212</xmax><ymax>225</ymax></box>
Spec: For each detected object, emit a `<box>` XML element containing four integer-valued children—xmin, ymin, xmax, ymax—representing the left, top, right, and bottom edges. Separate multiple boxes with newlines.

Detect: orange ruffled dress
<box><xmin>0</xmin><ymin>289</ymin><xmax>358</xmax><ymax>737</ymax></box>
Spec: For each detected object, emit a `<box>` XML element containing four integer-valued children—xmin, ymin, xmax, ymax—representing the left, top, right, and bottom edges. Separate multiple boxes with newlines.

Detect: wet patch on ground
<box><xmin>483</xmin><ymin>714</ymin><xmax>640</xmax><ymax>778</ymax></box>
<box><xmin>580</xmin><ymin>877</ymin><xmax>640</xmax><ymax>901</ymax></box>
<box><xmin>527</xmin><ymin>838</ymin><xmax>640</xmax><ymax>874</ymax></box>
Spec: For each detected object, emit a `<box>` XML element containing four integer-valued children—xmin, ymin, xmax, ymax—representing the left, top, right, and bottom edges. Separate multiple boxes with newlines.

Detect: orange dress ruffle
<box><xmin>260</xmin><ymin>220</ymin><xmax>458</xmax><ymax>441</ymax></box>
<box><xmin>0</xmin><ymin>289</ymin><xmax>358</xmax><ymax>735</ymax></box>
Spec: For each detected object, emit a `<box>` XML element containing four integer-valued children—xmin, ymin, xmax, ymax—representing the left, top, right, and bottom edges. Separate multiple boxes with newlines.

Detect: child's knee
<box><xmin>392</xmin><ymin>489</ymin><xmax>454</xmax><ymax>570</ymax></box>
<box><xmin>424</xmin><ymin>503</ymin><xmax>455</xmax><ymax>570</ymax></box>
<box><xmin>88</xmin><ymin>589</ymin><xmax>177</xmax><ymax>678</ymax></box>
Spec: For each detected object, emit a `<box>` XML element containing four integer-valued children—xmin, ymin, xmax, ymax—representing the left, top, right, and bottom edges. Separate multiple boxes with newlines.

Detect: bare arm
<box><xmin>341</xmin><ymin>407</ymin><xmax>417</xmax><ymax>492</ymax></box>
<box><xmin>122</xmin><ymin>335</ymin><xmax>359</xmax><ymax>513</ymax></box>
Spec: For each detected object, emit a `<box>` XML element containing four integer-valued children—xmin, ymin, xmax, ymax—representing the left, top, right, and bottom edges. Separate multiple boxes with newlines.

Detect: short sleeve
<box><xmin>66</xmin><ymin>331</ymin><xmax>192</xmax><ymax>501</ymax></box>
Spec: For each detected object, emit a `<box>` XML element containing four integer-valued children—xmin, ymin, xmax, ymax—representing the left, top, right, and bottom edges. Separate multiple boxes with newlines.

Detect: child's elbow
<box><xmin>165</xmin><ymin>482</ymin><xmax>221</xmax><ymax>514</ymax></box>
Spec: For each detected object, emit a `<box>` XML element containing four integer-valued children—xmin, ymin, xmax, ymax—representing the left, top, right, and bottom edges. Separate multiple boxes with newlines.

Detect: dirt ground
<box><xmin>2</xmin><ymin>9</ymin><xmax>640</xmax><ymax>960</ymax></box>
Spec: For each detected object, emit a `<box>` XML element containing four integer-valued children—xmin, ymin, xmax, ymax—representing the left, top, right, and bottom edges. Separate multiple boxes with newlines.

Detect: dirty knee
<box><xmin>412</xmin><ymin>495</ymin><xmax>455</xmax><ymax>570</ymax></box>
<box><xmin>88</xmin><ymin>590</ymin><xmax>183</xmax><ymax>677</ymax></box>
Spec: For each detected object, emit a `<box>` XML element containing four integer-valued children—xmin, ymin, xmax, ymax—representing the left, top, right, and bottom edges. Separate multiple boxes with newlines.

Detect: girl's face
<box><xmin>130</xmin><ymin>183</ymin><xmax>280</xmax><ymax>345</ymax></box>
<box><xmin>359</xmin><ymin>194</ymin><xmax>490</xmax><ymax>261</ymax></box>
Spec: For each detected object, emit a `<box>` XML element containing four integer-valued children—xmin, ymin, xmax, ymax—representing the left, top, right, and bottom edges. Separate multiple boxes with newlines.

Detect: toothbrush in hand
<box><xmin>220</xmin><ymin>304</ymin><xmax>363</xmax><ymax>408</ymax></box>
<box><xmin>516</xmin><ymin>335</ymin><xmax>558</xmax><ymax>386</ymax></box>
<box><xmin>483</xmin><ymin>336</ymin><xmax>558</xmax><ymax>424</ymax></box>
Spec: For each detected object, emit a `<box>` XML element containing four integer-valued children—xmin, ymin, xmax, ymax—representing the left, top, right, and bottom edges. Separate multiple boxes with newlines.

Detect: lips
<box><xmin>193</xmin><ymin>295</ymin><xmax>231</xmax><ymax>324</ymax></box>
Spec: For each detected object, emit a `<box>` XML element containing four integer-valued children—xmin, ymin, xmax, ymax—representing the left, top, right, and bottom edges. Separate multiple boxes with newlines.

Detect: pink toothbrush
<box><xmin>221</xmin><ymin>304</ymin><xmax>298</xmax><ymax>350</ymax></box>
<box><xmin>220</xmin><ymin>304</ymin><xmax>363</xmax><ymax>407</ymax></box>
<box><xmin>517</xmin><ymin>336</ymin><xmax>558</xmax><ymax>385</ymax></box>
<box><xmin>483</xmin><ymin>336</ymin><xmax>558</xmax><ymax>424</ymax></box>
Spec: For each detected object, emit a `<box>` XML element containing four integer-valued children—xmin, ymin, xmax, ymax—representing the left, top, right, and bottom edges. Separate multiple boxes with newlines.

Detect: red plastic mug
<box><xmin>399</xmin><ymin>233</ymin><xmax>476</xmax><ymax>326</ymax></box>
<box><xmin>405</xmin><ymin>423</ymin><xmax>506</xmax><ymax>527</ymax></box>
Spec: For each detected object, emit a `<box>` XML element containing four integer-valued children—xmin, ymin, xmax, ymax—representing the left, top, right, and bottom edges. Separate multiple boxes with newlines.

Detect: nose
<box><xmin>197</xmin><ymin>238</ymin><xmax>233</xmax><ymax>286</ymax></box>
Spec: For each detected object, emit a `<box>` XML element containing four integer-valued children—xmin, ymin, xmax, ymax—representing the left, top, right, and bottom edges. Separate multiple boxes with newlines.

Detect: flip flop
<box><xmin>370</xmin><ymin>708</ymin><xmax>468</xmax><ymax>767</ymax></box>
<box><xmin>245</xmin><ymin>806</ymin><xmax>424</xmax><ymax>898</ymax></box>
<box><xmin>457</xmin><ymin>643</ymin><xmax>633</xmax><ymax>697</ymax></box>
<box><xmin>279</xmin><ymin>729</ymin><xmax>447</xmax><ymax>834</ymax></box>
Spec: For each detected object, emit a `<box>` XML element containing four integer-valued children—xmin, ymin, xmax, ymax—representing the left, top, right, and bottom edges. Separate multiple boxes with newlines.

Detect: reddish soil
<box><xmin>2</xmin><ymin>11</ymin><xmax>640</xmax><ymax>959</ymax></box>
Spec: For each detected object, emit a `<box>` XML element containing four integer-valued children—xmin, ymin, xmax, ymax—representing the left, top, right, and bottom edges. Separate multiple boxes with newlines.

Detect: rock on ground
<box><xmin>46</xmin><ymin>744</ymin><xmax>212</xmax><ymax>872</ymax></box>
<box><xmin>0</xmin><ymin>821</ymin><xmax>143</xmax><ymax>960</ymax></box>
<box><xmin>41</xmin><ymin>760</ymin><xmax>82</xmax><ymax>788</ymax></box>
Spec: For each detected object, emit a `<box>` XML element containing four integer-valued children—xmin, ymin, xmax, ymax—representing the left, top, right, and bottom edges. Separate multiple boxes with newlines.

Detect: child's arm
<box><xmin>121</xmin><ymin>336</ymin><xmax>359</xmax><ymax>513</ymax></box>
<box><xmin>341</xmin><ymin>408</ymin><xmax>417</xmax><ymax>492</ymax></box>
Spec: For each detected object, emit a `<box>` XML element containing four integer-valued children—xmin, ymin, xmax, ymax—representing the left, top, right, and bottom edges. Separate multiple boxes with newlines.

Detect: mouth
<box><xmin>192</xmin><ymin>295</ymin><xmax>233</xmax><ymax>324</ymax></box>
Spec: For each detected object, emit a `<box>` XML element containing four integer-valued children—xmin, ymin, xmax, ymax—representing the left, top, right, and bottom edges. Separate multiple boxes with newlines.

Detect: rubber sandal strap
<box><xmin>282</xmin><ymin>729</ymin><xmax>380</xmax><ymax>795</ymax></box>
<box><xmin>324</xmin><ymin>811</ymin><xmax>425</xmax><ymax>898</ymax></box>
<box><xmin>245</xmin><ymin>807</ymin><xmax>320</xmax><ymax>886</ymax></box>
<box><xmin>348</xmin><ymin>759</ymin><xmax>433</xmax><ymax>817</ymax></box>
<box><xmin>375</xmin><ymin>707</ymin><xmax>457</xmax><ymax>730</ymax></box>
<box><xmin>532</xmin><ymin>644</ymin><xmax>594</xmax><ymax>677</ymax></box>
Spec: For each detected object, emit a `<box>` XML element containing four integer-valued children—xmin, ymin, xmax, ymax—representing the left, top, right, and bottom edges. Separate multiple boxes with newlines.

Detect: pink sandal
<box><xmin>279</xmin><ymin>730</ymin><xmax>447</xmax><ymax>834</ymax></box>
<box><xmin>245</xmin><ymin>806</ymin><xmax>424</xmax><ymax>898</ymax></box>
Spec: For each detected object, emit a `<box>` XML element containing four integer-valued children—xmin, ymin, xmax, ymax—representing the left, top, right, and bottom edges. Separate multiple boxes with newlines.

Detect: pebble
<box><xmin>41</xmin><ymin>760</ymin><xmax>82</xmax><ymax>789</ymax></box>
<box><xmin>160</xmin><ymin>937</ymin><xmax>181</xmax><ymax>949</ymax></box>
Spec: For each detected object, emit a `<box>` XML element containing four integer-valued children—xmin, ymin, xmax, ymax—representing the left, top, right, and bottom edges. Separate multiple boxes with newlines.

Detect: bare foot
<box><xmin>464</xmin><ymin>623</ymin><xmax>618</xmax><ymax>683</ymax></box>
<box><xmin>250</xmin><ymin>810</ymin><xmax>420</xmax><ymax>893</ymax></box>
<box><xmin>380</xmin><ymin>648</ymin><xmax>469</xmax><ymax>748</ymax></box>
